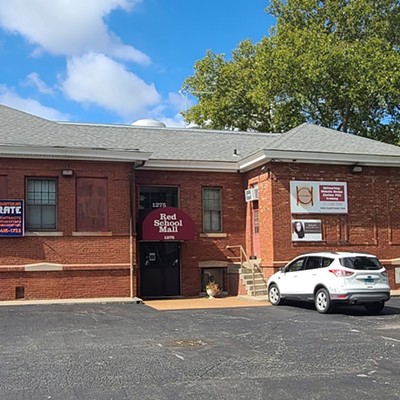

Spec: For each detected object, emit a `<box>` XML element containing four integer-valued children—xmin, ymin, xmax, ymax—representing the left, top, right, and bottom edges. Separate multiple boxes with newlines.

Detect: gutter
<box><xmin>129</xmin><ymin>161</ymin><xmax>145</xmax><ymax>298</ymax></box>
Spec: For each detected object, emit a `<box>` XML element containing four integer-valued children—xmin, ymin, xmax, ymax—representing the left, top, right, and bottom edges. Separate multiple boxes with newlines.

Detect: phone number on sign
<box><xmin>0</xmin><ymin>228</ymin><xmax>22</xmax><ymax>234</ymax></box>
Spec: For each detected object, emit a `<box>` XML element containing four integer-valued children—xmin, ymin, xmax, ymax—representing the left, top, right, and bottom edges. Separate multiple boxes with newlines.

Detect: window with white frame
<box><xmin>202</xmin><ymin>187</ymin><xmax>222</xmax><ymax>232</ymax></box>
<box><xmin>26</xmin><ymin>178</ymin><xmax>57</xmax><ymax>230</ymax></box>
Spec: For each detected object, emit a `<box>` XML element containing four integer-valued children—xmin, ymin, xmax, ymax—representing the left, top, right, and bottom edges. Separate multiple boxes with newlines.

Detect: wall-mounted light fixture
<box><xmin>61</xmin><ymin>169</ymin><xmax>74</xmax><ymax>177</ymax></box>
<box><xmin>352</xmin><ymin>165</ymin><xmax>363</xmax><ymax>173</ymax></box>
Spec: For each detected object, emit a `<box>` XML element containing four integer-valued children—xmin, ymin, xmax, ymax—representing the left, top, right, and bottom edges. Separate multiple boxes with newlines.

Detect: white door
<box><xmin>278</xmin><ymin>257</ymin><xmax>306</xmax><ymax>295</ymax></box>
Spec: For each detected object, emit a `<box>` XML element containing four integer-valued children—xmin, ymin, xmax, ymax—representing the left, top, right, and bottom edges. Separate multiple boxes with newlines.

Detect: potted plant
<box><xmin>205</xmin><ymin>281</ymin><xmax>221</xmax><ymax>298</ymax></box>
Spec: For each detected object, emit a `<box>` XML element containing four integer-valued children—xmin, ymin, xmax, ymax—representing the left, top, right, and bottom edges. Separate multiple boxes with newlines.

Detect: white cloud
<box><xmin>157</xmin><ymin>114</ymin><xmax>185</xmax><ymax>128</ymax></box>
<box><xmin>0</xmin><ymin>85</ymin><xmax>69</xmax><ymax>120</ymax></box>
<box><xmin>62</xmin><ymin>53</ymin><xmax>160</xmax><ymax>118</ymax></box>
<box><xmin>148</xmin><ymin>92</ymin><xmax>193</xmax><ymax>127</ymax></box>
<box><xmin>0</xmin><ymin>0</ymin><xmax>149</xmax><ymax>64</ymax></box>
<box><xmin>23</xmin><ymin>72</ymin><xmax>54</xmax><ymax>94</ymax></box>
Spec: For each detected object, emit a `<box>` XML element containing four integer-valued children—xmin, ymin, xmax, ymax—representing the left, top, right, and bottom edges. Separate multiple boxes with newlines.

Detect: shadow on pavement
<box><xmin>276</xmin><ymin>299</ymin><xmax>400</xmax><ymax>316</ymax></box>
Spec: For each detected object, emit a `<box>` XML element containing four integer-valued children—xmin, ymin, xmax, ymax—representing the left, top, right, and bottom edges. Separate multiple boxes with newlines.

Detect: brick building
<box><xmin>0</xmin><ymin>104</ymin><xmax>399</xmax><ymax>301</ymax></box>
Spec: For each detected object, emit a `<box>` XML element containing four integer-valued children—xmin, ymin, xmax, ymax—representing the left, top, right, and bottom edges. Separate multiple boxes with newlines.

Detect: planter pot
<box><xmin>206</xmin><ymin>288</ymin><xmax>219</xmax><ymax>298</ymax></box>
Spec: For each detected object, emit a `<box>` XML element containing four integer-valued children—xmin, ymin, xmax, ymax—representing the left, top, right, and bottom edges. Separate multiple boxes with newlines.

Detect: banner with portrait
<box><xmin>292</xmin><ymin>219</ymin><xmax>322</xmax><ymax>241</ymax></box>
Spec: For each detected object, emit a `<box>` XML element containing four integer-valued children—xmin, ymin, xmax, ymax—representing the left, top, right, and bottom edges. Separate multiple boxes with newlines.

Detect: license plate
<box><xmin>364</xmin><ymin>278</ymin><xmax>374</xmax><ymax>284</ymax></box>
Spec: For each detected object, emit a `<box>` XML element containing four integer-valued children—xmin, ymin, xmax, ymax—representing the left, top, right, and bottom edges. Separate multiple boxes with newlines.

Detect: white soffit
<box><xmin>142</xmin><ymin>159</ymin><xmax>239</xmax><ymax>172</ymax></box>
<box><xmin>0</xmin><ymin>145</ymin><xmax>152</xmax><ymax>162</ymax></box>
<box><xmin>238</xmin><ymin>149</ymin><xmax>400</xmax><ymax>172</ymax></box>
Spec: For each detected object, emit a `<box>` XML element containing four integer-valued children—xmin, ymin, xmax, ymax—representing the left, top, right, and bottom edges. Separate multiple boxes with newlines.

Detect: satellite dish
<box><xmin>131</xmin><ymin>119</ymin><xmax>166</xmax><ymax>128</ymax></box>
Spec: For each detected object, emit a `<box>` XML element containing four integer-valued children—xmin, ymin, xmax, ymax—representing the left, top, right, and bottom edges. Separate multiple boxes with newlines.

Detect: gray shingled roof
<box><xmin>58</xmin><ymin>123</ymin><xmax>280</xmax><ymax>162</ymax></box>
<box><xmin>1</xmin><ymin>104</ymin><xmax>400</xmax><ymax>164</ymax></box>
<box><xmin>269</xmin><ymin>123</ymin><xmax>400</xmax><ymax>157</ymax></box>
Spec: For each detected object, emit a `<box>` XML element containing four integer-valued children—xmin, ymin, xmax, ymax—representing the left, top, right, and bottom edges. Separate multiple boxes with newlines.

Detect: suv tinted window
<box><xmin>286</xmin><ymin>258</ymin><xmax>305</xmax><ymax>272</ymax></box>
<box><xmin>322</xmin><ymin>257</ymin><xmax>334</xmax><ymax>268</ymax></box>
<box><xmin>304</xmin><ymin>256</ymin><xmax>320</xmax><ymax>270</ymax></box>
<box><xmin>339</xmin><ymin>256</ymin><xmax>382</xmax><ymax>270</ymax></box>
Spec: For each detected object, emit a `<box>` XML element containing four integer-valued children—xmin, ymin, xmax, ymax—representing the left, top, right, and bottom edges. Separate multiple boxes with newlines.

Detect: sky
<box><xmin>0</xmin><ymin>0</ymin><xmax>274</xmax><ymax>127</ymax></box>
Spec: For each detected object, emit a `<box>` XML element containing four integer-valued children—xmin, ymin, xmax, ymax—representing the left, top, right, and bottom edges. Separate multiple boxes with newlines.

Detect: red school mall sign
<box><xmin>142</xmin><ymin>207</ymin><xmax>196</xmax><ymax>241</ymax></box>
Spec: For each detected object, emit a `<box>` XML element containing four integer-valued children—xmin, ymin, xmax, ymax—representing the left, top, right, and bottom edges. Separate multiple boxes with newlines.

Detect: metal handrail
<box><xmin>226</xmin><ymin>245</ymin><xmax>256</xmax><ymax>295</ymax></box>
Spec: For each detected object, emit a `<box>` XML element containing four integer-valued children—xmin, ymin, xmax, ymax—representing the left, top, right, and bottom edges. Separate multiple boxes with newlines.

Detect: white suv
<box><xmin>267</xmin><ymin>252</ymin><xmax>391</xmax><ymax>314</ymax></box>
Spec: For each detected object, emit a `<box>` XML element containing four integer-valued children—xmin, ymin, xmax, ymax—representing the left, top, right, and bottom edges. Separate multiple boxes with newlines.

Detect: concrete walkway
<box><xmin>145</xmin><ymin>296</ymin><xmax>270</xmax><ymax>311</ymax></box>
<box><xmin>0</xmin><ymin>295</ymin><xmax>269</xmax><ymax>310</ymax></box>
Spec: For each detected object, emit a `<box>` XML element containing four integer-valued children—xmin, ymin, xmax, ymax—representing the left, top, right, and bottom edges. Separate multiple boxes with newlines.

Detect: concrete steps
<box><xmin>240</xmin><ymin>265</ymin><xmax>268</xmax><ymax>297</ymax></box>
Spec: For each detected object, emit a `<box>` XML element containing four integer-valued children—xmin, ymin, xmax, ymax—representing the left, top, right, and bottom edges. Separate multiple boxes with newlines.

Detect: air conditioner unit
<box><xmin>245</xmin><ymin>188</ymin><xmax>259</xmax><ymax>202</ymax></box>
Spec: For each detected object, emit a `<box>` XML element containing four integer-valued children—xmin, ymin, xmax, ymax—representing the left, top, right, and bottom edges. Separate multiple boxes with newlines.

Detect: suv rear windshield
<box><xmin>339</xmin><ymin>256</ymin><xmax>382</xmax><ymax>270</ymax></box>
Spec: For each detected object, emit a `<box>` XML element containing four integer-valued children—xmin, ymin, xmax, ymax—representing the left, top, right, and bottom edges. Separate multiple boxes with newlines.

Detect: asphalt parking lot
<box><xmin>1</xmin><ymin>297</ymin><xmax>400</xmax><ymax>400</ymax></box>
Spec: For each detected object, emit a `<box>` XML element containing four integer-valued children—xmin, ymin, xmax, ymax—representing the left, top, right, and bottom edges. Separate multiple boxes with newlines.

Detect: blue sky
<box><xmin>0</xmin><ymin>1</ymin><xmax>273</xmax><ymax>126</ymax></box>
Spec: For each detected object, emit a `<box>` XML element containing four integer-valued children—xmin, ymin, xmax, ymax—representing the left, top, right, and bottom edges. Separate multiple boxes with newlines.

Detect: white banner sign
<box><xmin>292</xmin><ymin>219</ymin><xmax>322</xmax><ymax>241</ymax></box>
<box><xmin>290</xmin><ymin>181</ymin><xmax>348</xmax><ymax>214</ymax></box>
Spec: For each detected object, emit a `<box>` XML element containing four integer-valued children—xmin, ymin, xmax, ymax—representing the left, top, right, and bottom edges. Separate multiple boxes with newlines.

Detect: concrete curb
<box><xmin>0</xmin><ymin>291</ymin><xmax>398</xmax><ymax>307</ymax></box>
<box><xmin>0</xmin><ymin>297</ymin><xmax>143</xmax><ymax>307</ymax></box>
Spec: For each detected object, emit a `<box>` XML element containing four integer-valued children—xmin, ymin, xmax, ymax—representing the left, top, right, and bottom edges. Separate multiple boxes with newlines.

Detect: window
<box><xmin>76</xmin><ymin>178</ymin><xmax>108</xmax><ymax>232</ymax></box>
<box><xmin>322</xmin><ymin>257</ymin><xmax>334</xmax><ymax>268</ymax></box>
<box><xmin>253</xmin><ymin>207</ymin><xmax>259</xmax><ymax>234</ymax></box>
<box><xmin>304</xmin><ymin>256</ymin><xmax>321</xmax><ymax>270</ymax></box>
<box><xmin>202</xmin><ymin>188</ymin><xmax>222</xmax><ymax>232</ymax></box>
<box><xmin>139</xmin><ymin>186</ymin><xmax>178</xmax><ymax>211</ymax></box>
<box><xmin>26</xmin><ymin>178</ymin><xmax>57</xmax><ymax>230</ymax></box>
<box><xmin>285</xmin><ymin>257</ymin><xmax>305</xmax><ymax>272</ymax></box>
<box><xmin>340</xmin><ymin>256</ymin><xmax>381</xmax><ymax>271</ymax></box>
<box><xmin>201</xmin><ymin>268</ymin><xmax>225</xmax><ymax>291</ymax></box>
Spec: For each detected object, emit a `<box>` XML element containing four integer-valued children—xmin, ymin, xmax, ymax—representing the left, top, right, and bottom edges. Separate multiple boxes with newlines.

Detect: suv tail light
<box><xmin>381</xmin><ymin>270</ymin><xmax>388</xmax><ymax>277</ymax></box>
<box><xmin>328</xmin><ymin>269</ymin><xmax>354</xmax><ymax>277</ymax></box>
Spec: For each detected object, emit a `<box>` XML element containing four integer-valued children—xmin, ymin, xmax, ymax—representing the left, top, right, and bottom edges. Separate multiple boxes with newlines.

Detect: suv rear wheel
<box><xmin>315</xmin><ymin>288</ymin><xmax>331</xmax><ymax>314</ymax></box>
<box><xmin>365</xmin><ymin>301</ymin><xmax>385</xmax><ymax>314</ymax></box>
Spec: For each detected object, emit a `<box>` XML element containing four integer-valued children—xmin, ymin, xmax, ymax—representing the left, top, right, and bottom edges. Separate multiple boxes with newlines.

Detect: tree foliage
<box><xmin>182</xmin><ymin>0</ymin><xmax>400</xmax><ymax>143</ymax></box>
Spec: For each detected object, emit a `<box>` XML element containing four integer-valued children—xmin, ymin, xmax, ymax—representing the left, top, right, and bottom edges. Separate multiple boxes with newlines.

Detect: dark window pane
<box><xmin>203</xmin><ymin>188</ymin><xmax>221</xmax><ymax>232</ymax></box>
<box><xmin>26</xmin><ymin>179</ymin><xmax>57</xmax><ymax>230</ymax></box>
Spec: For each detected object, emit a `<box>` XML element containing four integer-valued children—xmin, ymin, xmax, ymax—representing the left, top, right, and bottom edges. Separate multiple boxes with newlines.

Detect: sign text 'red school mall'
<box><xmin>142</xmin><ymin>207</ymin><xmax>196</xmax><ymax>241</ymax></box>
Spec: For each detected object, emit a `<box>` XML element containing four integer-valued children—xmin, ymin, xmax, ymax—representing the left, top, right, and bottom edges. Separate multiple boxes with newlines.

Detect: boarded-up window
<box><xmin>0</xmin><ymin>176</ymin><xmax>8</xmax><ymax>198</ymax></box>
<box><xmin>76</xmin><ymin>178</ymin><xmax>108</xmax><ymax>232</ymax></box>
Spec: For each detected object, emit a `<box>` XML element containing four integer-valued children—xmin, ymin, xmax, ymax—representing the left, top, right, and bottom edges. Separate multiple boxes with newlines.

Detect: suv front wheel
<box><xmin>315</xmin><ymin>288</ymin><xmax>331</xmax><ymax>314</ymax></box>
<box><xmin>268</xmin><ymin>284</ymin><xmax>282</xmax><ymax>306</ymax></box>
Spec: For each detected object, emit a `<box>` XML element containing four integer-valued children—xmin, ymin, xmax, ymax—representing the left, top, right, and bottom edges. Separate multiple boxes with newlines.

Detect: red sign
<box><xmin>319</xmin><ymin>185</ymin><xmax>345</xmax><ymax>202</ymax></box>
<box><xmin>142</xmin><ymin>207</ymin><xmax>196</xmax><ymax>241</ymax></box>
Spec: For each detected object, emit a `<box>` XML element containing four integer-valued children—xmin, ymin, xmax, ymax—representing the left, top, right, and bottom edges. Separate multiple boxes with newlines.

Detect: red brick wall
<box><xmin>2</xmin><ymin>156</ymin><xmax>399</xmax><ymax>301</ymax></box>
<box><xmin>0</xmin><ymin>158</ymin><xmax>134</xmax><ymax>300</ymax></box>
<box><xmin>136</xmin><ymin>170</ymin><xmax>246</xmax><ymax>296</ymax></box>
<box><xmin>0</xmin><ymin>269</ymin><xmax>130</xmax><ymax>301</ymax></box>
<box><xmin>0</xmin><ymin>160</ymin><xmax>248</xmax><ymax>300</ymax></box>
<box><xmin>247</xmin><ymin>162</ymin><xmax>400</xmax><ymax>288</ymax></box>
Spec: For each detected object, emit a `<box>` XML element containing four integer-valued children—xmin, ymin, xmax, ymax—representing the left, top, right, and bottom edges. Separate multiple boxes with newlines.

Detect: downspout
<box><xmin>129</xmin><ymin>161</ymin><xmax>145</xmax><ymax>298</ymax></box>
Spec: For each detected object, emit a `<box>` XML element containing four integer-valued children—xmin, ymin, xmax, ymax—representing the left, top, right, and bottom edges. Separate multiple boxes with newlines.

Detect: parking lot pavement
<box><xmin>0</xmin><ymin>297</ymin><xmax>399</xmax><ymax>400</ymax></box>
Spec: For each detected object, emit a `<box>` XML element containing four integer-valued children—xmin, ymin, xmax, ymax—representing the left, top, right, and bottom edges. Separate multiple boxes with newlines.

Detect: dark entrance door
<box><xmin>139</xmin><ymin>242</ymin><xmax>181</xmax><ymax>297</ymax></box>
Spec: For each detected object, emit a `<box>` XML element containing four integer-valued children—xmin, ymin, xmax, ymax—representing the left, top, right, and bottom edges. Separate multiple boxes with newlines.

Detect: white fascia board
<box><xmin>239</xmin><ymin>153</ymin><xmax>269</xmax><ymax>171</ymax></box>
<box><xmin>0</xmin><ymin>145</ymin><xmax>152</xmax><ymax>162</ymax></box>
<box><xmin>239</xmin><ymin>149</ymin><xmax>400</xmax><ymax>172</ymax></box>
<box><xmin>142</xmin><ymin>159</ymin><xmax>239</xmax><ymax>172</ymax></box>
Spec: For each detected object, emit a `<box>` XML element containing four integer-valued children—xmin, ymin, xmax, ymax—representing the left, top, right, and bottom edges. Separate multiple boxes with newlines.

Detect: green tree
<box><xmin>182</xmin><ymin>0</ymin><xmax>400</xmax><ymax>143</ymax></box>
